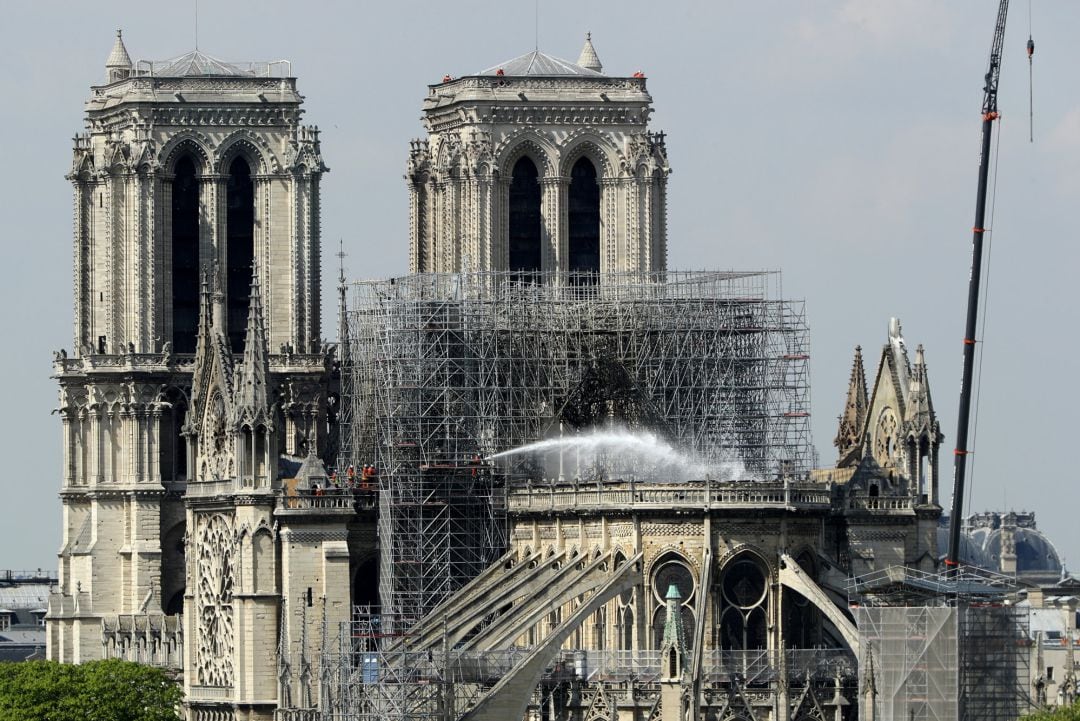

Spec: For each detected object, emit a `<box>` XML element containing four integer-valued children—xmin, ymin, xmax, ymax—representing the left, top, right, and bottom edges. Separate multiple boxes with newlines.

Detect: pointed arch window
<box><xmin>568</xmin><ymin>156</ymin><xmax>600</xmax><ymax>278</ymax></box>
<box><xmin>508</xmin><ymin>156</ymin><xmax>542</xmax><ymax>279</ymax></box>
<box><xmin>172</xmin><ymin>156</ymin><xmax>200</xmax><ymax>353</ymax></box>
<box><xmin>226</xmin><ymin>156</ymin><xmax>255</xmax><ymax>352</ymax></box>
<box><xmin>716</xmin><ymin>557</ymin><xmax>769</xmax><ymax>650</ymax></box>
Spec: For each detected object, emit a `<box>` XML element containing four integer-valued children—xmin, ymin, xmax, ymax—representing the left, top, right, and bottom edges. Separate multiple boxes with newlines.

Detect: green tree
<box><xmin>1022</xmin><ymin>701</ymin><xmax>1080</xmax><ymax>721</ymax></box>
<box><xmin>0</xmin><ymin>659</ymin><xmax>182</xmax><ymax>721</ymax></box>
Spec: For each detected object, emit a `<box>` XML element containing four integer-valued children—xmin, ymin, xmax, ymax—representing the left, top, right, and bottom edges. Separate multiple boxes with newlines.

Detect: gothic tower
<box><xmin>407</xmin><ymin>34</ymin><xmax>671</xmax><ymax>276</ymax></box>
<box><xmin>48</xmin><ymin>31</ymin><xmax>333</xmax><ymax>688</ymax></box>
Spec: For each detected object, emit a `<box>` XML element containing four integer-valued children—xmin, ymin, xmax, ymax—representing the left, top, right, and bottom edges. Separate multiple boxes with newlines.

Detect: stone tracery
<box><xmin>196</xmin><ymin>512</ymin><xmax>235</xmax><ymax>687</ymax></box>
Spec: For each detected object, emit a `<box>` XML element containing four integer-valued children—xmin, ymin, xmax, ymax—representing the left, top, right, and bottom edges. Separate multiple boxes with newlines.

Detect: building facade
<box><xmin>48</xmin><ymin>32</ymin><xmax>946</xmax><ymax>721</ymax></box>
<box><xmin>407</xmin><ymin>36</ymin><xmax>670</xmax><ymax>275</ymax></box>
<box><xmin>46</xmin><ymin>32</ymin><xmax>372</xmax><ymax>721</ymax></box>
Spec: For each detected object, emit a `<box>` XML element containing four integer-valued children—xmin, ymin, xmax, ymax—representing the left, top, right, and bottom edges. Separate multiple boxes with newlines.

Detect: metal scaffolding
<box><xmin>851</xmin><ymin>566</ymin><xmax>1030</xmax><ymax>721</ymax></box>
<box><xmin>338</xmin><ymin>271</ymin><xmax>812</xmax><ymax>628</ymax></box>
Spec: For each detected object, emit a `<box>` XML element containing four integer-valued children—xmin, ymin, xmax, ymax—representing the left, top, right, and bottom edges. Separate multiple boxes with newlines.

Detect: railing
<box><xmin>846</xmin><ymin>496</ymin><xmax>915</xmax><ymax>512</ymax></box>
<box><xmin>280</xmin><ymin>491</ymin><xmax>370</xmax><ymax>511</ymax></box>
<box><xmin>0</xmin><ymin>570</ymin><xmax>57</xmax><ymax>583</ymax></box>
<box><xmin>53</xmin><ymin>351</ymin><xmax>327</xmax><ymax>375</ymax></box>
<box><xmin>189</xmin><ymin>686</ymin><xmax>232</xmax><ymax>700</ymax></box>
<box><xmin>277</xmin><ymin>490</ymin><xmax>378</xmax><ymax>513</ymax></box>
<box><xmin>356</xmin><ymin>648</ymin><xmax>856</xmax><ymax>687</ymax></box>
<box><xmin>507</xmin><ymin>480</ymin><xmax>832</xmax><ymax>514</ymax></box>
<box><xmin>700</xmin><ymin>650</ymin><xmax>856</xmax><ymax>683</ymax></box>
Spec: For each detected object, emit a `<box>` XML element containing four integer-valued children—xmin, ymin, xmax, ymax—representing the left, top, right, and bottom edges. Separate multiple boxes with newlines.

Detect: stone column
<box><xmin>149</xmin><ymin>405</ymin><xmax>161</xmax><ymax>485</ymax></box>
<box><xmin>72</xmin><ymin>180</ymin><xmax>90</xmax><ymax>353</ymax></box>
<box><xmin>88</xmin><ymin>405</ymin><xmax>104</xmax><ymax>486</ymax></box>
<box><xmin>199</xmin><ymin>174</ymin><xmax>223</xmax><ymax>284</ymax></box>
<box><xmin>308</xmin><ymin>172</ymin><xmax>322</xmax><ymax>347</ymax></box>
<box><xmin>75</xmin><ymin>409</ymin><xmax>87</xmax><ymax>486</ymax></box>
<box><xmin>159</xmin><ymin>175</ymin><xmax>174</xmax><ymax>347</ymax></box>
<box><xmin>541</xmin><ymin>176</ymin><xmax>566</xmax><ymax>272</ymax></box>
<box><xmin>291</xmin><ymin>171</ymin><xmax>308</xmax><ymax>347</ymax></box>
<box><xmin>61</xmin><ymin>410</ymin><xmax>75</xmax><ymax>488</ymax></box>
<box><xmin>600</xmin><ymin>178</ymin><xmax>620</xmax><ymax>274</ymax></box>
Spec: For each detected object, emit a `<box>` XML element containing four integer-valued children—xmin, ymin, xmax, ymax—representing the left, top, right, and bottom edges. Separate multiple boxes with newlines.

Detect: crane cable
<box><xmin>1028</xmin><ymin>0</ymin><xmax>1035</xmax><ymax>142</ymax></box>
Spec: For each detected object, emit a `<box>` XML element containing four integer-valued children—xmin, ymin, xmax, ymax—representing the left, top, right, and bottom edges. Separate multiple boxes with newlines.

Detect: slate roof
<box><xmin>153</xmin><ymin>50</ymin><xmax>252</xmax><ymax>77</ymax></box>
<box><xmin>478</xmin><ymin>50</ymin><xmax>605</xmax><ymax>78</ymax></box>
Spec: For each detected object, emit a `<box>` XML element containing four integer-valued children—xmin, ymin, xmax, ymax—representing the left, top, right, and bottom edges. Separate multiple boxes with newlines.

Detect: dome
<box><xmin>982</xmin><ymin>527</ymin><xmax>1062</xmax><ymax>574</ymax></box>
<box><xmin>936</xmin><ymin>525</ymin><xmax>992</xmax><ymax>568</ymax></box>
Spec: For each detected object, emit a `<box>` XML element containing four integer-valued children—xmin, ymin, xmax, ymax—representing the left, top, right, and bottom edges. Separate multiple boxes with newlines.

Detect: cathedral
<box><xmin>47</xmin><ymin>31</ymin><xmax>945</xmax><ymax>721</ymax></box>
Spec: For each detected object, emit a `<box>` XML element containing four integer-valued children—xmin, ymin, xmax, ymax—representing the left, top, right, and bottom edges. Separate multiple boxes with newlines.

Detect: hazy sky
<box><xmin>1</xmin><ymin>1</ymin><xmax>1077</xmax><ymax>570</ymax></box>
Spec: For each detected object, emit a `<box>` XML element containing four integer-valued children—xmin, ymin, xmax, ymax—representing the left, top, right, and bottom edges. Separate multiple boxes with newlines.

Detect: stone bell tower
<box><xmin>407</xmin><ymin>33</ymin><xmax>671</xmax><ymax>276</ymax></box>
<box><xmin>48</xmin><ymin>31</ymin><xmax>332</xmax><ymax>667</ymax></box>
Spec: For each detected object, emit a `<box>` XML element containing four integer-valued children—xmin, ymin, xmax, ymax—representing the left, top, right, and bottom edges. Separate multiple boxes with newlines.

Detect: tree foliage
<box><xmin>0</xmin><ymin>659</ymin><xmax>182</xmax><ymax>721</ymax></box>
<box><xmin>1023</xmin><ymin>702</ymin><xmax>1080</xmax><ymax>721</ymax></box>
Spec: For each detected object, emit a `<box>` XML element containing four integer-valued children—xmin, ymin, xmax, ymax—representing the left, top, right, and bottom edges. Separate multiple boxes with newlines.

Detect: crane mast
<box><xmin>946</xmin><ymin>0</ymin><xmax>1010</xmax><ymax>569</ymax></box>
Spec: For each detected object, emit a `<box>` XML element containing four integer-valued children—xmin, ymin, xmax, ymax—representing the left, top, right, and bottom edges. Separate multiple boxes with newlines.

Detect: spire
<box><xmin>660</xmin><ymin>584</ymin><xmax>685</xmax><ymax>681</ymax></box>
<box><xmin>905</xmin><ymin>344</ymin><xmax>936</xmax><ymax>435</ymax></box>
<box><xmin>105</xmin><ymin>29</ymin><xmax>132</xmax><ymax>83</ymax></box>
<box><xmin>835</xmin><ymin>345</ymin><xmax>869</xmax><ymax>466</ymax></box>
<box><xmin>192</xmin><ymin>270</ymin><xmax>214</xmax><ymax>382</ymax></box>
<box><xmin>191</xmin><ymin>267</ymin><xmax>235</xmax><ymax>433</ymax></box>
<box><xmin>234</xmin><ymin>262</ymin><xmax>272</xmax><ymax>427</ymax></box>
<box><xmin>862</xmin><ymin>644</ymin><xmax>879</xmax><ymax>721</ymax></box>
<box><xmin>577</xmin><ymin>32</ymin><xmax>603</xmax><ymax>73</ymax></box>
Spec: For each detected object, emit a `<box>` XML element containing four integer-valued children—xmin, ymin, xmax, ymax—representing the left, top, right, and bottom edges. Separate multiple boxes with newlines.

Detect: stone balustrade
<box><xmin>506</xmin><ymin>480</ymin><xmax>833</xmax><ymax>515</ymax></box>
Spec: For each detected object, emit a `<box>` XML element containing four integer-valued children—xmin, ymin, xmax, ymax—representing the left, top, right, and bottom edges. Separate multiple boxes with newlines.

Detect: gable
<box><xmin>863</xmin><ymin>345</ymin><xmax>908</xmax><ymax>469</ymax></box>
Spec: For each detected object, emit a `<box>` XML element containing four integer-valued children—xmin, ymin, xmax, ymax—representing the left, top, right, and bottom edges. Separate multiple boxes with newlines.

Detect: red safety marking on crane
<box><xmin>954</xmin><ymin>448</ymin><xmax>971</xmax><ymax>456</ymax></box>
<box><xmin>944</xmin><ymin>558</ymin><xmax>959</xmax><ymax>567</ymax></box>
<box><xmin>984</xmin><ymin>111</ymin><xmax>1000</xmax><ymax>121</ymax></box>
<box><xmin>963</xmin><ymin>338</ymin><xmax>977</xmax><ymax>345</ymax></box>
<box><xmin>973</xmin><ymin>227</ymin><xmax>985</xmax><ymax>233</ymax></box>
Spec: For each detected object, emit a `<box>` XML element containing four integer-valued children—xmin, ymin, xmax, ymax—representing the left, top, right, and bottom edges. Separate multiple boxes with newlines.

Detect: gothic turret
<box><xmin>835</xmin><ymin>345</ymin><xmax>868</xmax><ymax>467</ymax></box>
<box><xmin>660</xmin><ymin>584</ymin><xmax>685</xmax><ymax>681</ymax></box>
<box><xmin>232</xmin><ymin>264</ymin><xmax>277</xmax><ymax>490</ymax></box>
<box><xmin>233</xmin><ymin>264</ymin><xmax>272</xmax><ymax>429</ymax></box>
<box><xmin>659</xmin><ymin>583</ymin><xmax>686</xmax><ymax>721</ymax></box>
<box><xmin>576</xmin><ymin>32</ymin><xmax>603</xmax><ymax>73</ymax></box>
<box><xmin>862</xmin><ymin>644</ymin><xmax>879</xmax><ymax>721</ymax></box>
<box><xmin>905</xmin><ymin>345</ymin><xmax>936</xmax><ymax>439</ymax></box>
<box><xmin>105</xmin><ymin>30</ymin><xmax>132</xmax><ymax>83</ymax></box>
<box><xmin>189</xmin><ymin>273</ymin><xmax>237</xmax><ymax>482</ymax></box>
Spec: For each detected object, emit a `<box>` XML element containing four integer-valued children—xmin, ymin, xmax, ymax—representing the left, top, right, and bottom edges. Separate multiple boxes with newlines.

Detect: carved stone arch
<box><xmin>645</xmin><ymin>546</ymin><xmax>698</xmax><ymax>580</ymax></box>
<box><xmin>73</xmin><ymin>152</ymin><xmax>95</xmax><ymax>180</ymax></box>
<box><xmin>432</xmin><ymin>132</ymin><xmax>464</xmax><ymax>176</ymax></box>
<box><xmin>786</xmin><ymin>545</ymin><xmax>820</xmax><ymax>577</ymax></box>
<box><xmin>159</xmin><ymin>132</ymin><xmax>213</xmax><ymax>176</ymax></box>
<box><xmin>215</xmin><ymin>131</ymin><xmax>279</xmax><ymax>175</ymax></box>
<box><xmin>251</xmin><ymin>525</ymin><xmax>275</xmax><ymax>594</ymax></box>
<box><xmin>105</xmin><ymin>143</ymin><xmax>133</xmax><ymax>174</ymax></box>
<box><xmin>496</xmin><ymin>131</ymin><xmax>557</xmax><ymax>179</ymax></box>
<box><xmin>558</xmin><ymin>132</ymin><xmax>618</xmax><ymax>178</ymax></box>
<box><xmin>716</xmin><ymin>544</ymin><xmax>776</xmax><ymax>579</ymax></box>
